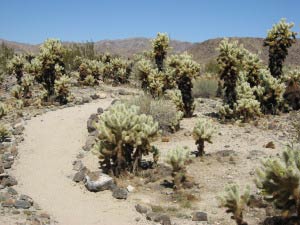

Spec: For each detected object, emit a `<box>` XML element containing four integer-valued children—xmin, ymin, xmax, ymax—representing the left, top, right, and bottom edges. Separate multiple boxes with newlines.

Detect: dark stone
<box><xmin>7</xmin><ymin>187</ymin><xmax>18</xmax><ymax>195</ymax></box>
<box><xmin>19</xmin><ymin>195</ymin><xmax>33</xmax><ymax>205</ymax></box>
<box><xmin>192</xmin><ymin>211</ymin><xmax>208</xmax><ymax>221</ymax></box>
<box><xmin>72</xmin><ymin>160</ymin><xmax>83</xmax><ymax>171</ymax></box>
<box><xmin>263</xmin><ymin>216</ymin><xmax>300</xmax><ymax>225</ymax></box>
<box><xmin>3</xmin><ymin>161</ymin><xmax>13</xmax><ymax>169</ymax></box>
<box><xmin>146</xmin><ymin>212</ymin><xmax>171</xmax><ymax>225</ymax></box>
<box><xmin>73</xmin><ymin>168</ymin><xmax>87</xmax><ymax>183</ymax></box>
<box><xmin>265</xmin><ymin>141</ymin><xmax>275</xmax><ymax>149</ymax></box>
<box><xmin>112</xmin><ymin>187</ymin><xmax>128</xmax><ymax>199</ymax></box>
<box><xmin>97</xmin><ymin>107</ymin><xmax>104</xmax><ymax>114</ymax></box>
<box><xmin>14</xmin><ymin>199</ymin><xmax>31</xmax><ymax>209</ymax></box>
<box><xmin>87</xmin><ymin>114</ymin><xmax>99</xmax><ymax>133</ymax></box>
<box><xmin>135</xmin><ymin>204</ymin><xmax>149</xmax><ymax>214</ymax></box>
<box><xmin>1</xmin><ymin>175</ymin><xmax>18</xmax><ymax>187</ymax></box>
<box><xmin>90</xmin><ymin>94</ymin><xmax>99</xmax><ymax>100</ymax></box>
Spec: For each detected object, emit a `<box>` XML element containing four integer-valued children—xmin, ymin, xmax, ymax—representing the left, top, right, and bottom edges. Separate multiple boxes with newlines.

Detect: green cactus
<box><xmin>166</xmin><ymin>147</ymin><xmax>190</xmax><ymax>189</ymax></box>
<box><xmin>0</xmin><ymin>124</ymin><xmax>11</xmax><ymax>143</ymax></box>
<box><xmin>264</xmin><ymin>19</ymin><xmax>297</xmax><ymax>78</ymax></box>
<box><xmin>109</xmin><ymin>57</ymin><xmax>131</xmax><ymax>84</ymax></box>
<box><xmin>283</xmin><ymin>69</ymin><xmax>300</xmax><ymax>110</ymax></box>
<box><xmin>193</xmin><ymin>117</ymin><xmax>215</xmax><ymax>156</ymax></box>
<box><xmin>167</xmin><ymin>53</ymin><xmax>201</xmax><ymax>117</ymax></box>
<box><xmin>151</xmin><ymin>33</ymin><xmax>169</xmax><ymax>71</ymax></box>
<box><xmin>218</xmin><ymin>184</ymin><xmax>250</xmax><ymax>225</ymax></box>
<box><xmin>7</xmin><ymin>54</ymin><xmax>27</xmax><ymax>85</ymax></box>
<box><xmin>78</xmin><ymin>59</ymin><xmax>103</xmax><ymax>85</ymax></box>
<box><xmin>93</xmin><ymin>103</ymin><xmax>159</xmax><ymax>176</ymax></box>
<box><xmin>54</xmin><ymin>75</ymin><xmax>71</xmax><ymax>104</ymax></box>
<box><xmin>256</xmin><ymin>147</ymin><xmax>300</xmax><ymax>216</ymax></box>
<box><xmin>0</xmin><ymin>102</ymin><xmax>8</xmax><ymax>119</ymax></box>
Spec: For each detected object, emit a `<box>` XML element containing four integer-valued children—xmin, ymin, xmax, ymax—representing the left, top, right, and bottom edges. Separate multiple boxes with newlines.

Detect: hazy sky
<box><xmin>1</xmin><ymin>0</ymin><xmax>299</xmax><ymax>44</ymax></box>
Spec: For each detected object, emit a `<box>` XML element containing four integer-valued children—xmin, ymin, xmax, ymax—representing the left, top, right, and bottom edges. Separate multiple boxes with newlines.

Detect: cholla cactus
<box><xmin>84</xmin><ymin>74</ymin><xmax>96</xmax><ymax>86</ymax></box>
<box><xmin>193</xmin><ymin>117</ymin><xmax>215</xmax><ymax>156</ymax></box>
<box><xmin>147</xmin><ymin>69</ymin><xmax>165</xmax><ymax>98</ymax></box>
<box><xmin>283</xmin><ymin>69</ymin><xmax>300</xmax><ymax>110</ymax></box>
<box><xmin>167</xmin><ymin>53</ymin><xmax>201</xmax><ymax>117</ymax></box>
<box><xmin>264</xmin><ymin>19</ymin><xmax>297</xmax><ymax>78</ymax></box>
<box><xmin>33</xmin><ymin>39</ymin><xmax>65</xmax><ymax>97</ymax></box>
<box><xmin>54</xmin><ymin>75</ymin><xmax>71</xmax><ymax>104</ymax></box>
<box><xmin>11</xmin><ymin>85</ymin><xmax>23</xmax><ymax>99</ymax></box>
<box><xmin>78</xmin><ymin>59</ymin><xmax>103</xmax><ymax>85</ymax></box>
<box><xmin>151</xmin><ymin>33</ymin><xmax>169</xmax><ymax>71</ymax></box>
<box><xmin>166</xmin><ymin>147</ymin><xmax>190</xmax><ymax>189</ymax></box>
<box><xmin>7</xmin><ymin>54</ymin><xmax>27</xmax><ymax>85</ymax></box>
<box><xmin>256</xmin><ymin>147</ymin><xmax>300</xmax><ymax>216</ymax></box>
<box><xmin>93</xmin><ymin>103</ymin><xmax>159</xmax><ymax>176</ymax></box>
<box><xmin>21</xmin><ymin>74</ymin><xmax>34</xmax><ymax>98</ymax></box>
<box><xmin>165</xmin><ymin>89</ymin><xmax>184</xmax><ymax>113</ymax></box>
<box><xmin>109</xmin><ymin>57</ymin><xmax>131</xmax><ymax>84</ymax></box>
<box><xmin>218</xmin><ymin>184</ymin><xmax>250</xmax><ymax>225</ymax></box>
<box><xmin>135</xmin><ymin>58</ymin><xmax>153</xmax><ymax>91</ymax></box>
<box><xmin>0</xmin><ymin>102</ymin><xmax>8</xmax><ymax>118</ymax></box>
<box><xmin>0</xmin><ymin>124</ymin><xmax>11</xmax><ymax>143</ymax></box>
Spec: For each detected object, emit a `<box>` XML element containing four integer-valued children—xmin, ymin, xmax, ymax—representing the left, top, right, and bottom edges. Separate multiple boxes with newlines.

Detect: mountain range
<box><xmin>1</xmin><ymin>37</ymin><xmax>300</xmax><ymax>66</ymax></box>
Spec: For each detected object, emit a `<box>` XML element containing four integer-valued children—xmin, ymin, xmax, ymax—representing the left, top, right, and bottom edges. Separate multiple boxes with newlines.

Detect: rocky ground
<box><xmin>0</xmin><ymin>83</ymin><xmax>298</xmax><ymax>225</ymax></box>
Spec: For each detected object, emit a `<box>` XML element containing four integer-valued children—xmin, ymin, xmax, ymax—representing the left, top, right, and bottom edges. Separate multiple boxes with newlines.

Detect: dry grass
<box><xmin>192</xmin><ymin>78</ymin><xmax>218</xmax><ymax>98</ymax></box>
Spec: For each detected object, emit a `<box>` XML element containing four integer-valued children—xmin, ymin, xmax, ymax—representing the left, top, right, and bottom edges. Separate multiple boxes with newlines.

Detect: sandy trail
<box><xmin>11</xmin><ymin>99</ymin><xmax>144</xmax><ymax>225</ymax></box>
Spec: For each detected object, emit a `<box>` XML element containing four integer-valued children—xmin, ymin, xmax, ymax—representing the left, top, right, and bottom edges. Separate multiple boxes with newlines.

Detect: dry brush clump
<box><xmin>93</xmin><ymin>103</ymin><xmax>159</xmax><ymax>176</ymax></box>
<box><xmin>0</xmin><ymin>123</ymin><xmax>11</xmax><ymax>143</ymax></box>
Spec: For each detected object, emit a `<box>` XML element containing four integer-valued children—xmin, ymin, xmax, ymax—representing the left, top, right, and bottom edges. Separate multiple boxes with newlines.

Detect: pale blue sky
<box><xmin>1</xmin><ymin>0</ymin><xmax>299</xmax><ymax>44</ymax></box>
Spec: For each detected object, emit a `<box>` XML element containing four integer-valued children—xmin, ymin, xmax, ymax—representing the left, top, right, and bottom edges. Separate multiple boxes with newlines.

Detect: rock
<box><xmin>184</xmin><ymin>131</ymin><xmax>192</xmax><ymax>136</ymax></box>
<box><xmin>10</xmin><ymin>146</ymin><xmax>18</xmax><ymax>156</ymax></box>
<box><xmin>90</xmin><ymin>94</ymin><xmax>99</xmax><ymax>100</ymax></box>
<box><xmin>85</xmin><ymin>172</ymin><xmax>114</xmax><ymax>192</ymax></box>
<box><xmin>82</xmin><ymin>96</ymin><xmax>92</xmax><ymax>103</ymax></box>
<box><xmin>87</xmin><ymin>114</ymin><xmax>99</xmax><ymax>133</ymax></box>
<box><xmin>40</xmin><ymin>212</ymin><xmax>51</xmax><ymax>219</ymax></box>
<box><xmin>192</xmin><ymin>211</ymin><xmax>208</xmax><ymax>221</ymax></box>
<box><xmin>13</xmin><ymin>123</ymin><xmax>25</xmax><ymax>135</ymax></box>
<box><xmin>7</xmin><ymin>187</ymin><xmax>18</xmax><ymax>195</ymax></box>
<box><xmin>72</xmin><ymin>160</ymin><xmax>83</xmax><ymax>171</ymax></box>
<box><xmin>135</xmin><ymin>204</ymin><xmax>149</xmax><ymax>214</ymax></box>
<box><xmin>2</xmin><ymin>198</ymin><xmax>15</xmax><ymax>207</ymax></box>
<box><xmin>19</xmin><ymin>195</ymin><xmax>34</xmax><ymax>205</ymax></box>
<box><xmin>97</xmin><ymin>107</ymin><xmax>104</xmax><ymax>114</ymax></box>
<box><xmin>73</xmin><ymin>168</ymin><xmax>88</xmax><ymax>183</ymax></box>
<box><xmin>14</xmin><ymin>199</ymin><xmax>31</xmax><ymax>209</ymax></box>
<box><xmin>1</xmin><ymin>175</ymin><xmax>18</xmax><ymax>187</ymax></box>
<box><xmin>98</xmin><ymin>93</ymin><xmax>107</xmax><ymax>99</ymax></box>
<box><xmin>82</xmin><ymin>136</ymin><xmax>96</xmax><ymax>151</ymax></box>
<box><xmin>127</xmin><ymin>185</ymin><xmax>134</xmax><ymax>192</ymax></box>
<box><xmin>112</xmin><ymin>187</ymin><xmax>128</xmax><ymax>199</ymax></box>
<box><xmin>3</xmin><ymin>161</ymin><xmax>13</xmax><ymax>169</ymax></box>
<box><xmin>146</xmin><ymin>212</ymin><xmax>171</xmax><ymax>225</ymax></box>
<box><xmin>118</xmin><ymin>89</ymin><xmax>130</xmax><ymax>95</ymax></box>
<box><xmin>265</xmin><ymin>141</ymin><xmax>275</xmax><ymax>149</ymax></box>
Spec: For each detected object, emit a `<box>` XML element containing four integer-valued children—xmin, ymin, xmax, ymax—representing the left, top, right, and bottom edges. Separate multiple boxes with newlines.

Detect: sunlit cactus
<box><xmin>78</xmin><ymin>59</ymin><xmax>103</xmax><ymax>85</ymax></box>
<box><xmin>54</xmin><ymin>75</ymin><xmax>71</xmax><ymax>104</ymax></box>
<box><xmin>165</xmin><ymin>89</ymin><xmax>184</xmax><ymax>113</ymax></box>
<box><xmin>109</xmin><ymin>57</ymin><xmax>131</xmax><ymax>84</ymax></box>
<box><xmin>151</xmin><ymin>32</ymin><xmax>170</xmax><ymax>71</ymax></box>
<box><xmin>264</xmin><ymin>19</ymin><xmax>297</xmax><ymax>78</ymax></box>
<box><xmin>93</xmin><ymin>103</ymin><xmax>159</xmax><ymax>176</ymax></box>
<box><xmin>193</xmin><ymin>117</ymin><xmax>215</xmax><ymax>156</ymax></box>
<box><xmin>147</xmin><ymin>69</ymin><xmax>165</xmax><ymax>98</ymax></box>
<box><xmin>283</xmin><ymin>69</ymin><xmax>300</xmax><ymax>110</ymax></box>
<box><xmin>166</xmin><ymin>147</ymin><xmax>190</xmax><ymax>189</ymax></box>
<box><xmin>135</xmin><ymin>58</ymin><xmax>153</xmax><ymax>91</ymax></box>
<box><xmin>256</xmin><ymin>147</ymin><xmax>300</xmax><ymax>216</ymax></box>
<box><xmin>11</xmin><ymin>85</ymin><xmax>23</xmax><ymax>99</ymax></box>
<box><xmin>0</xmin><ymin>123</ymin><xmax>11</xmax><ymax>143</ymax></box>
<box><xmin>0</xmin><ymin>102</ymin><xmax>8</xmax><ymax>119</ymax></box>
<box><xmin>21</xmin><ymin>74</ymin><xmax>34</xmax><ymax>98</ymax></box>
<box><xmin>84</xmin><ymin>74</ymin><xmax>96</xmax><ymax>86</ymax></box>
<box><xmin>218</xmin><ymin>184</ymin><xmax>250</xmax><ymax>225</ymax></box>
<box><xmin>7</xmin><ymin>54</ymin><xmax>27</xmax><ymax>85</ymax></box>
<box><xmin>167</xmin><ymin>53</ymin><xmax>201</xmax><ymax>117</ymax></box>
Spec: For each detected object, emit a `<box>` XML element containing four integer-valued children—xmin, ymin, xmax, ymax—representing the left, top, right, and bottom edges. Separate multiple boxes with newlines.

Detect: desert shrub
<box><xmin>125</xmin><ymin>95</ymin><xmax>183</xmax><ymax>133</ymax></box>
<box><xmin>218</xmin><ymin>184</ymin><xmax>250</xmax><ymax>225</ymax></box>
<box><xmin>167</xmin><ymin>53</ymin><xmax>201</xmax><ymax>117</ymax></box>
<box><xmin>0</xmin><ymin>102</ymin><xmax>8</xmax><ymax>118</ymax></box>
<box><xmin>192</xmin><ymin>77</ymin><xmax>218</xmax><ymax>98</ymax></box>
<box><xmin>54</xmin><ymin>75</ymin><xmax>71</xmax><ymax>104</ymax></box>
<box><xmin>0</xmin><ymin>124</ymin><xmax>11</xmax><ymax>143</ymax></box>
<box><xmin>93</xmin><ymin>103</ymin><xmax>159</xmax><ymax>176</ymax></box>
<box><xmin>11</xmin><ymin>85</ymin><xmax>23</xmax><ymax>99</ymax></box>
<box><xmin>152</xmin><ymin>32</ymin><xmax>169</xmax><ymax>71</ymax></box>
<box><xmin>7</xmin><ymin>54</ymin><xmax>27</xmax><ymax>85</ymax></box>
<box><xmin>264</xmin><ymin>19</ymin><xmax>297</xmax><ymax>78</ymax></box>
<box><xmin>192</xmin><ymin>117</ymin><xmax>215</xmax><ymax>156</ymax></box>
<box><xmin>166</xmin><ymin>147</ymin><xmax>190</xmax><ymax>189</ymax></box>
<box><xmin>256</xmin><ymin>147</ymin><xmax>300</xmax><ymax>216</ymax></box>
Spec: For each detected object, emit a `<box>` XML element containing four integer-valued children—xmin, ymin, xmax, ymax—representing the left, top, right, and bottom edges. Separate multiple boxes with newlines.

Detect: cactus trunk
<box><xmin>196</xmin><ymin>139</ymin><xmax>204</xmax><ymax>157</ymax></box>
<box><xmin>177</xmin><ymin>76</ymin><xmax>194</xmax><ymax>118</ymax></box>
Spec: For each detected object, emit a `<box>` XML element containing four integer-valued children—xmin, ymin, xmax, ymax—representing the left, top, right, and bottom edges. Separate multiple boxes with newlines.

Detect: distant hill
<box><xmin>1</xmin><ymin>37</ymin><xmax>300</xmax><ymax>66</ymax></box>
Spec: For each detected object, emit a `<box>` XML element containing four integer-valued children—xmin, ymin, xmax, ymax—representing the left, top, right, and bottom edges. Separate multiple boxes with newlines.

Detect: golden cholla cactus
<box><xmin>54</xmin><ymin>75</ymin><xmax>71</xmax><ymax>104</ymax></box>
<box><xmin>283</xmin><ymin>69</ymin><xmax>300</xmax><ymax>110</ymax></box>
<box><xmin>135</xmin><ymin>58</ymin><xmax>153</xmax><ymax>91</ymax></box>
<box><xmin>147</xmin><ymin>69</ymin><xmax>164</xmax><ymax>98</ymax></box>
<box><xmin>256</xmin><ymin>147</ymin><xmax>300</xmax><ymax>216</ymax></box>
<box><xmin>7</xmin><ymin>54</ymin><xmax>27</xmax><ymax>85</ymax></box>
<box><xmin>166</xmin><ymin>146</ymin><xmax>190</xmax><ymax>189</ymax></box>
<box><xmin>264</xmin><ymin>19</ymin><xmax>297</xmax><ymax>78</ymax></box>
<box><xmin>165</xmin><ymin>89</ymin><xmax>184</xmax><ymax>113</ymax></box>
<box><xmin>218</xmin><ymin>184</ymin><xmax>250</xmax><ymax>225</ymax></box>
<box><xmin>193</xmin><ymin>117</ymin><xmax>215</xmax><ymax>156</ymax></box>
<box><xmin>109</xmin><ymin>57</ymin><xmax>131</xmax><ymax>84</ymax></box>
<box><xmin>151</xmin><ymin>32</ymin><xmax>170</xmax><ymax>71</ymax></box>
<box><xmin>94</xmin><ymin>103</ymin><xmax>159</xmax><ymax>176</ymax></box>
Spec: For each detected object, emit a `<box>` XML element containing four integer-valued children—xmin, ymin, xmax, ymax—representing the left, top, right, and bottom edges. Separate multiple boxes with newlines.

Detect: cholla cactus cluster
<box><xmin>109</xmin><ymin>57</ymin><xmax>131</xmax><ymax>84</ymax></box>
<box><xmin>165</xmin><ymin>89</ymin><xmax>184</xmax><ymax>113</ymax></box>
<box><xmin>21</xmin><ymin>74</ymin><xmax>34</xmax><ymax>98</ymax></box>
<box><xmin>166</xmin><ymin>147</ymin><xmax>190</xmax><ymax>189</ymax></box>
<box><xmin>7</xmin><ymin>54</ymin><xmax>27</xmax><ymax>85</ymax></box>
<box><xmin>54</xmin><ymin>75</ymin><xmax>71</xmax><ymax>104</ymax></box>
<box><xmin>93</xmin><ymin>103</ymin><xmax>159</xmax><ymax>176</ymax></box>
<box><xmin>78</xmin><ymin>58</ymin><xmax>103</xmax><ymax>85</ymax></box>
<box><xmin>283</xmin><ymin>69</ymin><xmax>300</xmax><ymax>110</ymax></box>
<box><xmin>219</xmin><ymin>184</ymin><xmax>250</xmax><ymax>225</ymax></box>
<box><xmin>256</xmin><ymin>147</ymin><xmax>300</xmax><ymax>216</ymax></box>
<box><xmin>264</xmin><ymin>19</ymin><xmax>297</xmax><ymax>78</ymax></box>
<box><xmin>193</xmin><ymin>117</ymin><xmax>215</xmax><ymax>156</ymax></box>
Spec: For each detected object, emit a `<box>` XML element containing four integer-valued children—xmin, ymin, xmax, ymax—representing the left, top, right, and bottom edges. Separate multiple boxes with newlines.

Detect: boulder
<box><xmin>84</xmin><ymin>172</ymin><xmax>114</xmax><ymax>192</ymax></box>
<box><xmin>192</xmin><ymin>211</ymin><xmax>208</xmax><ymax>221</ymax></box>
<box><xmin>112</xmin><ymin>187</ymin><xmax>128</xmax><ymax>200</ymax></box>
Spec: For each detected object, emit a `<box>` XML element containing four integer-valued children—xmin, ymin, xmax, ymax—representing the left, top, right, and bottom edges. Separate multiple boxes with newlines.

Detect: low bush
<box><xmin>192</xmin><ymin>77</ymin><xmax>218</xmax><ymax>98</ymax></box>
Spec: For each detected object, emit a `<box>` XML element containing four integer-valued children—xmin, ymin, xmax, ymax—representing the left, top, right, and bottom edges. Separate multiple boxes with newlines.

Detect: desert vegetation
<box><xmin>1</xmin><ymin>18</ymin><xmax>300</xmax><ymax>225</ymax></box>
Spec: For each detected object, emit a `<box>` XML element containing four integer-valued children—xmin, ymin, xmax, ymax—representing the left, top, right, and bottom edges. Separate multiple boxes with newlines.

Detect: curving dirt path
<box><xmin>11</xmin><ymin>99</ymin><xmax>146</xmax><ymax>225</ymax></box>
